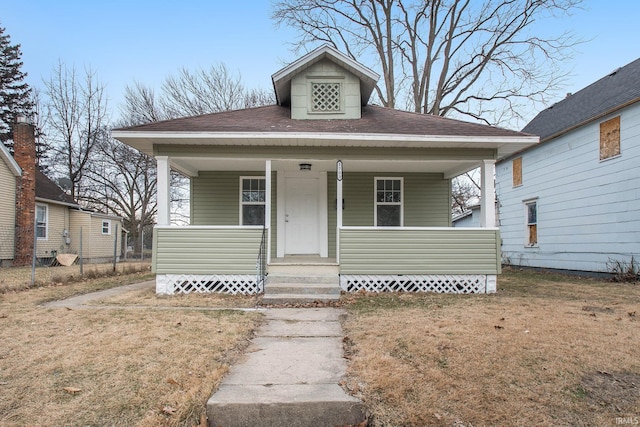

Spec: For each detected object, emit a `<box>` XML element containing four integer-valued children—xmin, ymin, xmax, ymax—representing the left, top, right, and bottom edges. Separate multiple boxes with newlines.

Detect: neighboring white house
<box><xmin>496</xmin><ymin>58</ymin><xmax>640</xmax><ymax>273</ymax></box>
<box><xmin>452</xmin><ymin>204</ymin><xmax>481</xmax><ymax>228</ymax></box>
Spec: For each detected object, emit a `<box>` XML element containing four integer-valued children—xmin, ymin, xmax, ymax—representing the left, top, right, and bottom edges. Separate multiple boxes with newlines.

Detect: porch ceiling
<box><xmin>170</xmin><ymin>157</ymin><xmax>481</xmax><ymax>179</ymax></box>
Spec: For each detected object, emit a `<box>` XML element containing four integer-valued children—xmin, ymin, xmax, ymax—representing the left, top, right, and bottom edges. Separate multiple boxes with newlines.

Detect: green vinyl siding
<box><xmin>404</xmin><ymin>173</ymin><xmax>450</xmax><ymax>226</ymax></box>
<box><xmin>341</xmin><ymin>172</ymin><xmax>450</xmax><ymax>227</ymax></box>
<box><xmin>191</xmin><ymin>171</ymin><xmax>240</xmax><ymax>225</ymax></box>
<box><xmin>153</xmin><ymin>226</ymin><xmax>263</xmax><ymax>274</ymax></box>
<box><xmin>191</xmin><ymin>171</ymin><xmax>277</xmax><ymax>255</ymax></box>
<box><xmin>342</xmin><ymin>173</ymin><xmax>373</xmax><ymax>226</ymax></box>
<box><xmin>340</xmin><ymin>228</ymin><xmax>500</xmax><ymax>275</ymax></box>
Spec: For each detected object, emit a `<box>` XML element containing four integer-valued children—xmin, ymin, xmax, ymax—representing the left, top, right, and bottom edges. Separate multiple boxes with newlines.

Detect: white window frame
<box><xmin>239</xmin><ymin>176</ymin><xmax>266</xmax><ymax>226</ymax></box>
<box><xmin>374</xmin><ymin>177</ymin><xmax>404</xmax><ymax>227</ymax></box>
<box><xmin>102</xmin><ymin>220</ymin><xmax>111</xmax><ymax>235</ymax></box>
<box><xmin>35</xmin><ymin>204</ymin><xmax>48</xmax><ymax>240</ymax></box>
<box><xmin>523</xmin><ymin>198</ymin><xmax>538</xmax><ymax>247</ymax></box>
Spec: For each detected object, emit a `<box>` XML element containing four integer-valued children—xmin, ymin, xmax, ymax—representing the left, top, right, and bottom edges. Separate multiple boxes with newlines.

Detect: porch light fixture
<box><xmin>299</xmin><ymin>163</ymin><xmax>312</xmax><ymax>171</ymax></box>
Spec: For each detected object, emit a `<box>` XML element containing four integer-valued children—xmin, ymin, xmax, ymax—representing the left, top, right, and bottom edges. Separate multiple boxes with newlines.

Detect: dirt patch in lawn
<box><xmin>581</xmin><ymin>371</ymin><xmax>640</xmax><ymax>413</ymax></box>
<box><xmin>0</xmin><ymin>274</ymin><xmax>262</xmax><ymax>426</ymax></box>
<box><xmin>342</xmin><ymin>268</ymin><xmax>640</xmax><ymax>426</ymax></box>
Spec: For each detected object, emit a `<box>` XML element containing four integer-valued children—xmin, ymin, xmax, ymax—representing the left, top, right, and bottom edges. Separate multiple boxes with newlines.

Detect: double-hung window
<box><xmin>36</xmin><ymin>204</ymin><xmax>48</xmax><ymax>240</ymax></box>
<box><xmin>241</xmin><ymin>177</ymin><xmax>266</xmax><ymax>226</ymax></box>
<box><xmin>375</xmin><ymin>178</ymin><xmax>403</xmax><ymax>226</ymax></box>
<box><xmin>525</xmin><ymin>199</ymin><xmax>538</xmax><ymax>246</ymax></box>
<box><xmin>102</xmin><ymin>220</ymin><xmax>111</xmax><ymax>235</ymax></box>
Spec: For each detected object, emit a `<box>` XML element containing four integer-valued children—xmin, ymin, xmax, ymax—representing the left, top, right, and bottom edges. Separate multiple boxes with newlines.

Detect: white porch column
<box><xmin>156</xmin><ymin>156</ymin><xmax>171</xmax><ymax>226</ymax></box>
<box><xmin>265</xmin><ymin>160</ymin><xmax>272</xmax><ymax>264</ymax></box>
<box><xmin>336</xmin><ymin>161</ymin><xmax>343</xmax><ymax>263</ymax></box>
<box><xmin>480</xmin><ymin>159</ymin><xmax>496</xmax><ymax>228</ymax></box>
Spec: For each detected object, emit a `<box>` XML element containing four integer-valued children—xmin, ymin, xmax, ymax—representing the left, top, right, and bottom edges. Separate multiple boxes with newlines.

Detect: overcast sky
<box><xmin>2</xmin><ymin>0</ymin><xmax>640</xmax><ymax>128</ymax></box>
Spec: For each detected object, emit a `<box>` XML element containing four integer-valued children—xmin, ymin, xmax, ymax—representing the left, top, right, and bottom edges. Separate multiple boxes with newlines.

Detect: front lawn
<box><xmin>0</xmin><ymin>272</ymin><xmax>261</xmax><ymax>426</ymax></box>
<box><xmin>342</xmin><ymin>268</ymin><xmax>640</xmax><ymax>426</ymax></box>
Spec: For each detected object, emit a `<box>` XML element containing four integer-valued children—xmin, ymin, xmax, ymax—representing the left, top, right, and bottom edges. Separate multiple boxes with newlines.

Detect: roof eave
<box><xmin>36</xmin><ymin>197</ymin><xmax>80</xmax><ymax>208</ymax></box>
<box><xmin>0</xmin><ymin>143</ymin><xmax>21</xmax><ymax>176</ymax></box>
<box><xmin>112</xmin><ymin>130</ymin><xmax>538</xmax><ymax>159</ymax></box>
<box><xmin>498</xmin><ymin>97</ymin><xmax>640</xmax><ymax>164</ymax></box>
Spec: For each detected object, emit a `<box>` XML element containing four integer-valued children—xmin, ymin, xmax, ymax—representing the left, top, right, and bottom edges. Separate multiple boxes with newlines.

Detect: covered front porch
<box><xmin>151</xmin><ymin>148</ymin><xmax>502</xmax><ymax>295</ymax></box>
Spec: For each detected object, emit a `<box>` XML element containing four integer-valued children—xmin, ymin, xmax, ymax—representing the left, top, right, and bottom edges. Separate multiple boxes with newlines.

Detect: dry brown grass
<box><xmin>0</xmin><ymin>273</ymin><xmax>262</xmax><ymax>426</ymax></box>
<box><xmin>0</xmin><ymin>261</ymin><xmax>152</xmax><ymax>293</ymax></box>
<box><xmin>343</xmin><ymin>268</ymin><xmax>640</xmax><ymax>426</ymax></box>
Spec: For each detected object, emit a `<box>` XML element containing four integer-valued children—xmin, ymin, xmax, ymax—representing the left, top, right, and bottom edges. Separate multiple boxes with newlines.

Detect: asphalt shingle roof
<box><xmin>36</xmin><ymin>169</ymin><xmax>77</xmax><ymax>206</ymax></box>
<box><xmin>116</xmin><ymin>104</ymin><xmax>526</xmax><ymax>138</ymax></box>
<box><xmin>522</xmin><ymin>58</ymin><xmax>640</xmax><ymax>141</ymax></box>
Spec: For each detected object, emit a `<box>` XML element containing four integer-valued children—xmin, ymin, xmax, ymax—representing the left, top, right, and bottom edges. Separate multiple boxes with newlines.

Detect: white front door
<box><xmin>284</xmin><ymin>175</ymin><xmax>321</xmax><ymax>255</ymax></box>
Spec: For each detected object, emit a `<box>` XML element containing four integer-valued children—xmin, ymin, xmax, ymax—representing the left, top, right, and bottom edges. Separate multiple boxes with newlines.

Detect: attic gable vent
<box><xmin>311</xmin><ymin>82</ymin><xmax>341</xmax><ymax>112</ymax></box>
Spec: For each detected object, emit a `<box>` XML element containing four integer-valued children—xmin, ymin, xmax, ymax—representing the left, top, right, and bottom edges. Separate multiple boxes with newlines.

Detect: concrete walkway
<box><xmin>42</xmin><ymin>282</ymin><xmax>365</xmax><ymax>425</ymax></box>
<box><xmin>207</xmin><ymin>308</ymin><xmax>365</xmax><ymax>427</ymax></box>
<box><xmin>43</xmin><ymin>280</ymin><xmax>156</xmax><ymax>308</ymax></box>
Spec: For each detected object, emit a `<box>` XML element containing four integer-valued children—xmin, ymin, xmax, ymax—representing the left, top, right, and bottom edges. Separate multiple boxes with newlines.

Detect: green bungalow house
<box><xmin>112</xmin><ymin>45</ymin><xmax>537</xmax><ymax>296</ymax></box>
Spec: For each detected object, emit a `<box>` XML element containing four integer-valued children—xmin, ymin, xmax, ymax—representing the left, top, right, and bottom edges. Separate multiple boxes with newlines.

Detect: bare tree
<box><xmin>83</xmin><ymin>136</ymin><xmax>156</xmax><ymax>254</ymax></box>
<box><xmin>451</xmin><ymin>170</ymin><xmax>481</xmax><ymax>215</ymax></box>
<box><xmin>273</xmin><ymin>0</ymin><xmax>581</xmax><ymax>127</ymax></box>
<box><xmin>121</xmin><ymin>62</ymin><xmax>275</xmax><ymax>122</ymax></box>
<box><xmin>119</xmin><ymin>63</ymin><xmax>275</xmax><ymax>227</ymax></box>
<box><xmin>44</xmin><ymin>62</ymin><xmax>109</xmax><ymax>200</ymax></box>
<box><xmin>121</xmin><ymin>82</ymin><xmax>168</xmax><ymax>124</ymax></box>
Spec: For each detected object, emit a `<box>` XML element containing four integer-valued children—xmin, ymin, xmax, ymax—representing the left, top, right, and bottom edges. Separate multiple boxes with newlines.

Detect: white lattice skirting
<box><xmin>340</xmin><ymin>274</ymin><xmax>497</xmax><ymax>294</ymax></box>
<box><xmin>156</xmin><ymin>274</ymin><xmax>261</xmax><ymax>295</ymax></box>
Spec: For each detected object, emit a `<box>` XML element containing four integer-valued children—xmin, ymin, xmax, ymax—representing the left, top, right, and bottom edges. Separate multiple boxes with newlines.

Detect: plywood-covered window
<box><xmin>240</xmin><ymin>177</ymin><xmax>266</xmax><ymax>226</ymax></box>
<box><xmin>525</xmin><ymin>200</ymin><xmax>537</xmax><ymax>247</ymax></box>
<box><xmin>513</xmin><ymin>157</ymin><xmax>523</xmax><ymax>187</ymax></box>
<box><xmin>600</xmin><ymin>116</ymin><xmax>621</xmax><ymax>160</ymax></box>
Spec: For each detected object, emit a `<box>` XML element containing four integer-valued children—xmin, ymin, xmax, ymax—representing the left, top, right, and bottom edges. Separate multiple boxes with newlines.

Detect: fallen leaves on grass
<box><xmin>162</xmin><ymin>405</ymin><xmax>177</xmax><ymax>415</ymax></box>
<box><xmin>167</xmin><ymin>378</ymin><xmax>182</xmax><ymax>388</ymax></box>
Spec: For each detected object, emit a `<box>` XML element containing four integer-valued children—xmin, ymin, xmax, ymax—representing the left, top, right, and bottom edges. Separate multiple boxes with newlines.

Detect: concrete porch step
<box><xmin>208</xmin><ymin>384</ymin><xmax>363</xmax><ymax>427</ymax></box>
<box><xmin>266</xmin><ymin>283</ymin><xmax>341</xmax><ymax>295</ymax></box>
<box><xmin>267</xmin><ymin>274</ymin><xmax>339</xmax><ymax>285</ymax></box>
<box><xmin>262</xmin><ymin>293</ymin><xmax>341</xmax><ymax>305</ymax></box>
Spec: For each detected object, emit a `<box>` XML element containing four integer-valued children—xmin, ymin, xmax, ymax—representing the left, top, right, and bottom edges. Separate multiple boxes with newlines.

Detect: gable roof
<box><xmin>271</xmin><ymin>44</ymin><xmax>380</xmax><ymax>106</ymax></box>
<box><xmin>36</xmin><ymin>169</ymin><xmax>78</xmax><ymax>207</ymax></box>
<box><xmin>0</xmin><ymin>143</ymin><xmax>21</xmax><ymax>176</ymax></box>
<box><xmin>522</xmin><ymin>57</ymin><xmax>640</xmax><ymax>142</ymax></box>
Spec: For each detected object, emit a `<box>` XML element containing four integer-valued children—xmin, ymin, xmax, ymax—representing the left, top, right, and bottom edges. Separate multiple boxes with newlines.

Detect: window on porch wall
<box><xmin>241</xmin><ymin>177</ymin><xmax>266</xmax><ymax>226</ymax></box>
<box><xmin>375</xmin><ymin>177</ymin><xmax>403</xmax><ymax>226</ymax></box>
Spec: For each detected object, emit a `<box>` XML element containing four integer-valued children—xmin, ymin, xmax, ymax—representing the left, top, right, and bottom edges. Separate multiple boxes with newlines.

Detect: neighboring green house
<box><xmin>113</xmin><ymin>45</ymin><xmax>537</xmax><ymax>295</ymax></box>
<box><xmin>0</xmin><ymin>129</ymin><xmax>123</xmax><ymax>266</ymax></box>
<box><xmin>0</xmin><ymin>142</ymin><xmax>20</xmax><ymax>264</ymax></box>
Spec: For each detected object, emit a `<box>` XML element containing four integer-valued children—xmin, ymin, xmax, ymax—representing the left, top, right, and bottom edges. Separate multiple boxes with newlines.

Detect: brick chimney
<box><xmin>13</xmin><ymin>116</ymin><xmax>36</xmax><ymax>266</ymax></box>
